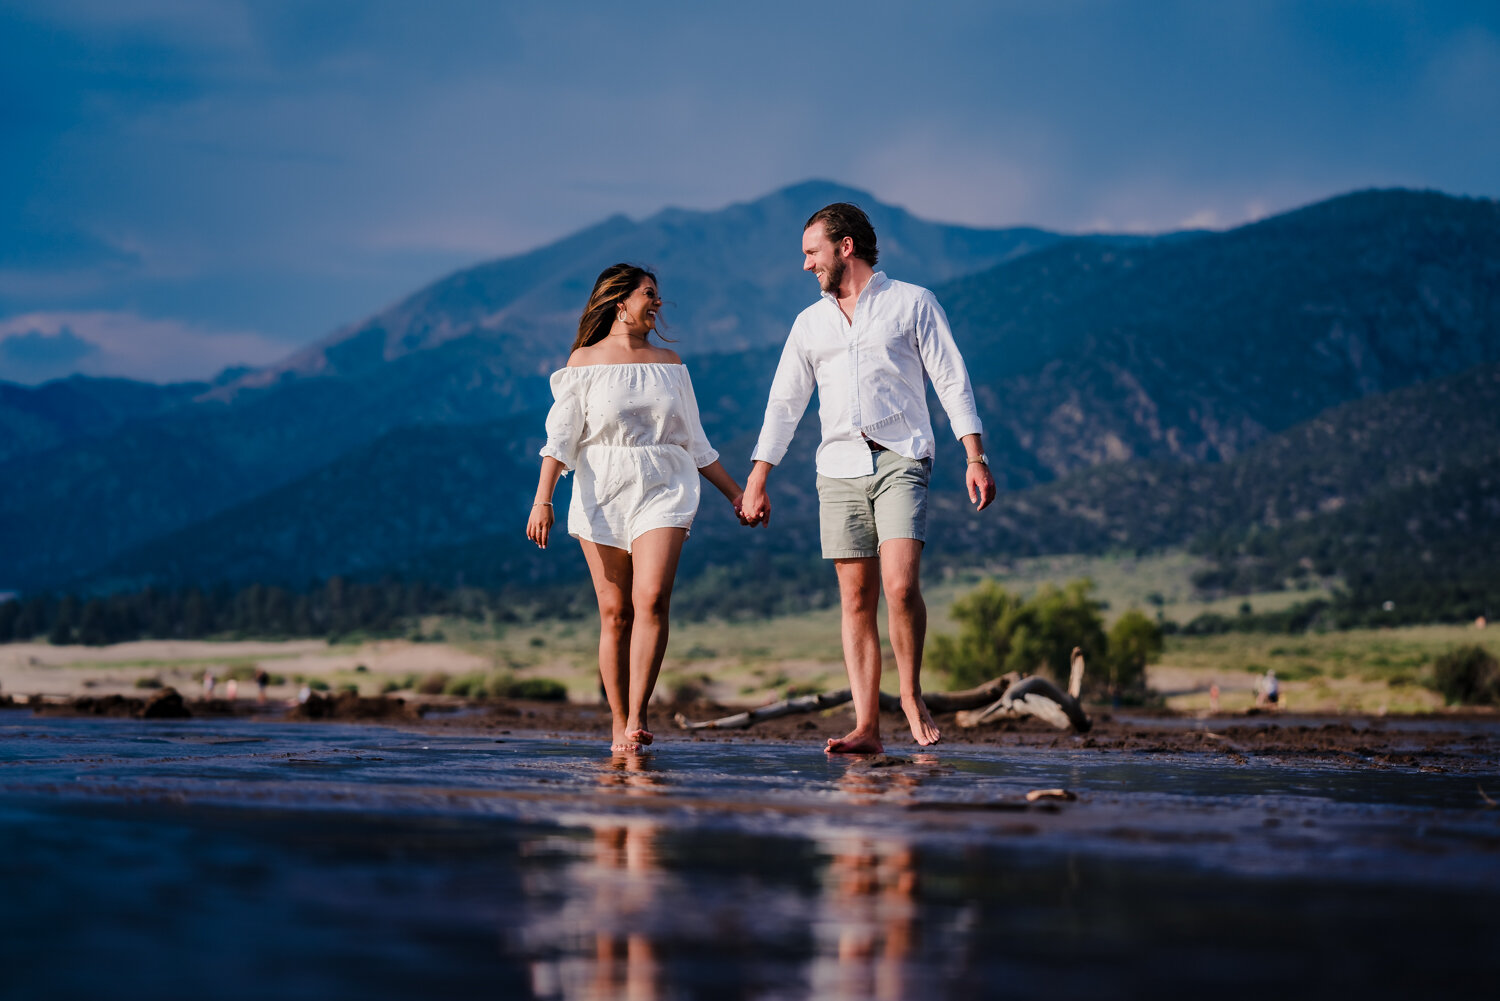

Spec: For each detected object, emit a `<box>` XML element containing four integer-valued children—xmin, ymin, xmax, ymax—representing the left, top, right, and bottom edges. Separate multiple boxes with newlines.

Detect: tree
<box><xmin>1107</xmin><ymin>609</ymin><xmax>1164</xmax><ymax>696</ymax></box>
<box><xmin>930</xmin><ymin>579</ymin><xmax>1108</xmax><ymax>689</ymax></box>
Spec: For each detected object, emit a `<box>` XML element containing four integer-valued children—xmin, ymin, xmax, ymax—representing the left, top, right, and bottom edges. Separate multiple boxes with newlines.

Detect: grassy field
<box><xmin>2</xmin><ymin>552</ymin><xmax>1488</xmax><ymax>714</ymax></box>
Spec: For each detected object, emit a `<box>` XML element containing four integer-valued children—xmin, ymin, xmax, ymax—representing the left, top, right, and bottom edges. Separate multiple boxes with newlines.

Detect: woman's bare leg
<box><xmin>622</xmin><ymin>527</ymin><xmax>687</xmax><ymax>744</ymax></box>
<box><xmin>580</xmin><ymin>539</ymin><xmax>636</xmax><ymax>749</ymax></box>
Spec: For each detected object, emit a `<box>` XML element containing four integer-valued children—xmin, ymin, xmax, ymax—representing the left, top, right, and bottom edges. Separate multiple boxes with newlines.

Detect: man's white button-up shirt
<box><xmin>752</xmin><ymin>272</ymin><xmax>984</xmax><ymax>479</ymax></box>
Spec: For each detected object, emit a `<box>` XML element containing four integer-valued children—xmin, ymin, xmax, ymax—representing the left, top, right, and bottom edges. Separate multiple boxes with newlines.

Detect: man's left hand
<box><xmin>967</xmin><ymin>461</ymin><xmax>996</xmax><ymax>511</ymax></box>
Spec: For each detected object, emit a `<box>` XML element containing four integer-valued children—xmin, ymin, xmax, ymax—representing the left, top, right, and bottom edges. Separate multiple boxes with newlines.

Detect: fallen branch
<box><xmin>674</xmin><ymin>659</ymin><xmax>1092</xmax><ymax>734</ymax></box>
<box><xmin>673</xmin><ymin>676</ymin><xmax>1021</xmax><ymax>732</ymax></box>
<box><xmin>954</xmin><ymin>674</ymin><xmax>1091</xmax><ymax>733</ymax></box>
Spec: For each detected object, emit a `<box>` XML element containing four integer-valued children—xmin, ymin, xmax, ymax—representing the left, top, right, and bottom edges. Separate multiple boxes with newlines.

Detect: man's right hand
<box><xmin>740</xmin><ymin>462</ymin><xmax>773</xmax><ymax>526</ymax></box>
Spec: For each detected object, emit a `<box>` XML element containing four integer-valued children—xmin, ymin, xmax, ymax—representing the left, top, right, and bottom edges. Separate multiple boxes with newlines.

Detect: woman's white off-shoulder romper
<box><xmin>540</xmin><ymin>363</ymin><xmax>719</xmax><ymax>552</ymax></box>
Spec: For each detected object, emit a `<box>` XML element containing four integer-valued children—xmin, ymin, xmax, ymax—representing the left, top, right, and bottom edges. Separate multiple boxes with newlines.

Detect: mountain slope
<box><xmin>217</xmin><ymin>179</ymin><xmax>1065</xmax><ymax>391</ymax></box>
<box><xmin>0</xmin><ymin>376</ymin><xmax>207</xmax><ymax>463</ymax></box>
<box><xmin>6</xmin><ymin>186</ymin><xmax>1499</xmax><ymax>597</ymax></box>
<box><xmin>946</xmin><ymin>189</ymin><xmax>1500</xmax><ymax>477</ymax></box>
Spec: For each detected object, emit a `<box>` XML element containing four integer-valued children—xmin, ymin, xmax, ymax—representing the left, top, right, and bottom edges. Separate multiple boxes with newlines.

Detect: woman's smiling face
<box><xmin>620</xmin><ymin>278</ymin><xmax>661</xmax><ymax>331</ymax></box>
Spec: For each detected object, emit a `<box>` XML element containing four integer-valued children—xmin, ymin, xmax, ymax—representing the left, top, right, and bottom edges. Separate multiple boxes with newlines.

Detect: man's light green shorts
<box><xmin>816</xmin><ymin>450</ymin><xmax>931</xmax><ymax>559</ymax></box>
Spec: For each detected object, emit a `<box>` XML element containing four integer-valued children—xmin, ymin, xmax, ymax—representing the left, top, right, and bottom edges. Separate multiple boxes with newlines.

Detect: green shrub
<box><xmin>442</xmin><ymin>672</ymin><xmax>486</xmax><ymax>697</ymax></box>
<box><xmin>930</xmin><ymin>579</ymin><xmax>1108</xmax><ymax>689</ymax></box>
<box><xmin>416</xmin><ymin>671</ymin><xmax>451</xmax><ymax>695</ymax></box>
<box><xmin>308</xmin><ymin>679</ymin><xmax>330</xmax><ymax>692</ymax></box>
<box><xmin>1432</xmin><ymin>645</ymin><xmax>1500</xmax><ymax>706</ymax></box>
<box><xmin>134</xmin><ymin>676</ymin><xmax>163</xmax><ymax>689</ymax></box>
<box><xmin>1107</xmin><ymin>610</ymin><xmax>1163</xmax><ymax>693</ymax></box>
<box><xmin>507</xmin><ymin>678</ymin><xmax>568</xmax><ymax>701</ymax></box>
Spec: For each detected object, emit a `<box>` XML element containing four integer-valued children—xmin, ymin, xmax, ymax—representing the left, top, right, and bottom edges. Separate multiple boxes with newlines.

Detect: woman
<box><xmin>527</xmin><ymin>264</ymin><xmax>746</xmax><ymax>752</ymax></box>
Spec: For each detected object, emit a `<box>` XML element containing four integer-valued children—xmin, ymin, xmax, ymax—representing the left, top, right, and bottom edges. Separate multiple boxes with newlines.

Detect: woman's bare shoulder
<box><xmin>655</xmin><ymin>347</ymin><xmax>683</xmax><ymax>364</ymax></box>
<box><xmin>565</xmin><ymin>346</ymin><xmax>598</xmax><ymax>368</ymax></box>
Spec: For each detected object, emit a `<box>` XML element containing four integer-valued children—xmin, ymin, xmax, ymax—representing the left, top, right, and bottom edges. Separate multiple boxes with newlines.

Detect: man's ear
<box><xmin>839</xmin><ymin>236</ymin><xmax>855</xmax><ymax>259</ymax></box>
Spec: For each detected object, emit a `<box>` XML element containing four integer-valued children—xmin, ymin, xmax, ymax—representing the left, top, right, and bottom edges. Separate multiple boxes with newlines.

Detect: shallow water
<box><xmin>3</xmin><ymin>711</ymin><xmax>1498</xmax><ymax>999</ymax></box>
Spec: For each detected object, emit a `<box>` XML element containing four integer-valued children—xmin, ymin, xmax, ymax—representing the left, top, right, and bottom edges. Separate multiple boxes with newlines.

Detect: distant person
<box><xmin>224</xmin><ymin>678</ymin><xmax>238</xmax><ymax>701</ymax></box>
<box><xmin>527</xmin><ymin>264</ymin><xmax>751</xmax><ymax>752</ymax></box>
<box><xmin>254</xmin><ymin>668</ymin><xmax>270</xmax><ymax>703</ymax></box>
<box><xmin>202</xmin><ymin>668</ymin><xmax>216</xmax><ymax>700</ymax></box>
<box><xmin>1209</xmin><ymin>683</ymin><xmax>1221</xmax><ymax>715</ymax></box>
<box><xmin>739</xmin><ymin>203</ymin><xmax>996</xmax><ymax>753</ymax></box>
<box><xmin>1256</xmin><ymin>669</ymin><xmax>1279</xmax><ymax>709</ymax></box>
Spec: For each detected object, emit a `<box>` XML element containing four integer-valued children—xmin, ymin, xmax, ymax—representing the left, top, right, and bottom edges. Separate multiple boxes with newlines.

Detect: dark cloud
<box><xmin>0</xmin><ymin>325</ymin><xmax>98</xmax><ymax>368</ymax></box>
<box><xmin>0</xmin><ymin>0</ymin><xmax>1496</xmax><ymax>380</ymax></box>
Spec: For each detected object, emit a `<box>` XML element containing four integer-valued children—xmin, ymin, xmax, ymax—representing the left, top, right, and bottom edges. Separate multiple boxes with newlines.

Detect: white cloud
<box><xmin>1177</xmin><ymin>209</ymin><xmax>1224</xmax><ymax>230</ymax></box>
<box><xmin>0</xmin><ymin>311</ymin><xmax>288</xmax><ymax>385</ymax></box>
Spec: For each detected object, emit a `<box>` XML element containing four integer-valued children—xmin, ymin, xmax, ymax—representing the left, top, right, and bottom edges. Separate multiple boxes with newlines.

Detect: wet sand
<box><xmin>21</xmin><ymin>687</ymin><xmax>1500</xmax><ymax>774</ymax></box>
<box><xmin>4</xmin><ymin>704</ymin><xmax>1499</xmax><ymax>999</ymax></box>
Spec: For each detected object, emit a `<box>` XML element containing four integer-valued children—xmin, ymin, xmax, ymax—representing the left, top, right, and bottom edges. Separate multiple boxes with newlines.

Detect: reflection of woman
<box><xmin>527</xmin><ymin>264</ymin><xmax>746</xmax><ymax>751</ymax></box>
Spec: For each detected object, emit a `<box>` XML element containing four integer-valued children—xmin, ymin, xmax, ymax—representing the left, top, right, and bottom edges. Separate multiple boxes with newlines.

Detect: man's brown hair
<box><xmin>805</xmin><ymin>202</ymin><xmax>879</xmax><ymax>267</ymax></box>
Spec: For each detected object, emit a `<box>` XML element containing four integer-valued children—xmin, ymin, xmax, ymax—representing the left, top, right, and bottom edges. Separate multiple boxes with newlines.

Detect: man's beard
<box><xmin>819</xmin><ymin>255</ymin><xmax>846</xmax><ymax>294</ymax></box>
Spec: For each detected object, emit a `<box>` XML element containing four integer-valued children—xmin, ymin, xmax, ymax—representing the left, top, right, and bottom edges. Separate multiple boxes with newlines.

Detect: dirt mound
<box><xmin>33</xmin><ymin>686</ymin><xmax>191</xmax><ymax>719</ymax></box>
<box><xmin>287</xmin><ymin>691</ymin><xmax>421</xmax><ymax>721</ymax></box>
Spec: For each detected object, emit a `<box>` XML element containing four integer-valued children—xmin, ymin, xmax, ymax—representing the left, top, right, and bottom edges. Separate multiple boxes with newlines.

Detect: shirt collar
<box><xmin>820</xmin><ymin>270</ymin><xmax>888</xmax><ymax>306</ymax></box>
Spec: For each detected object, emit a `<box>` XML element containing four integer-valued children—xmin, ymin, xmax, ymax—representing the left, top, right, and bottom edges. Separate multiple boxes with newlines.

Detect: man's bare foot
<box><xmin>611</xmin><ymin>740</ymin><xmax>642</xmax><ymax>753</ymax></box>
<box><xmin>902</xmin><ymin>694</ymin><xmax>941</xmax><ymax>746</ymax></box>
<box><xmin>826</xmin><ymin>730</ymin><xmax>883</xmax><ymax>754</ymax></box>
<box><xmin>626</xmin><ymin>727</ymin><xmax>654</xmax><ymax>746</ymax></box>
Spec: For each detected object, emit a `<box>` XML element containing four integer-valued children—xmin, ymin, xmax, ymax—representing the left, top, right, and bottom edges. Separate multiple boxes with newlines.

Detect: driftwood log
<box><xmin>674</xmin><ymin>648</ymin><xmax>1092</xmax><ymax>734</ymax></box>
<box><xmin>954</xmin><ymin>647</ymin><xmax>1091</xmax><ymax>733</ymax></box>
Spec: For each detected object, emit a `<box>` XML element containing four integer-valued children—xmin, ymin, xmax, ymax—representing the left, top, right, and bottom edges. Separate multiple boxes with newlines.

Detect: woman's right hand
<box><xmin>526</xmin><ymin>502</ymin><xmax>555</xmax><ymax>549</ymax></box>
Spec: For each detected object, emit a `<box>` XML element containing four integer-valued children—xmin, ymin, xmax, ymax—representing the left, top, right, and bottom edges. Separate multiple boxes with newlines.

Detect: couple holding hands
<box><xmin>526</xmin><ymin>203</ymin><xmax>996</xmax><ymax>753</ymax></box>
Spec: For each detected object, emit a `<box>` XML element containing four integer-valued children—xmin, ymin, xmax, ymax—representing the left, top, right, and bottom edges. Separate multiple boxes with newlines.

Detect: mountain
<box><xmin>921</xmin><ymin>361</ymin><xmax>1500</xmax><ymax>620</ymax></box>
<box><xmin>0</xmin><ymin>181</ymin><xmax>1064</xmax><ymax>592</ymax></box>
<box><xmin>0</xmin><ymin>376</ymin><xmax>207</xmax><ymax>464</ymax></box>
<box><xmin>4</xmin><ymin>185</ymin><xmax>1499</xmax><ymax>604</ymax></box>
<box><xmin>214</xmin><ymin>179</ymin><xmax>1065</xmax><ymax>392</ymax></box>
<box><xmin>943</xmin><ymin>189</ymin><xmax>1500</xmax><ymax>480</ymax></box>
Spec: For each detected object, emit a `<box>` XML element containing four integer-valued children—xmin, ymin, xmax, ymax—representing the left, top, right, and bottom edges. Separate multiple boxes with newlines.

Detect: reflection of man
<box><xmin>808</xmin><ymin>836</ymin><xmax>918</xmax><ymax>1001</ymax></box>
<box><xmin>740</xmin><ymin>203</ymin><xmax>996</xmax><ymax>753</ymax></box>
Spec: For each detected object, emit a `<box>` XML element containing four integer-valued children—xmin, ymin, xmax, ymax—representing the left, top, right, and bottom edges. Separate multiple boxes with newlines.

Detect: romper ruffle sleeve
<box><xmin>539</xmin><ymin>368</ymin><xmax>584</xmax><ymax>472</ymax></box>
<box><xmin>679</xmin><ymin>369</ymin><xmax>720</xmax><ymax>468</ymax></box>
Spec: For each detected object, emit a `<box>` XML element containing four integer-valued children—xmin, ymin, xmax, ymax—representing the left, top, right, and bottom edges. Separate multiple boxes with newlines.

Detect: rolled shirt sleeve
<box><xmin>915</xmin><ymin>291</ymin><xmax>983</xmax><ymax>440</ymax></box>
<box><xmin>751</xmin><ymin>325</ymin><xmax>816</xmax><ymax>466</ymax></box>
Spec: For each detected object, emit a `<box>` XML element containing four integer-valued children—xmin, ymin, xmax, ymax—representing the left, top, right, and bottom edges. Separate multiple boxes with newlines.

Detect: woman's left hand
<box><xmin>527</xmin><ymin>503</ymin><xmax>555</xmax><ymax>549</ymax></box>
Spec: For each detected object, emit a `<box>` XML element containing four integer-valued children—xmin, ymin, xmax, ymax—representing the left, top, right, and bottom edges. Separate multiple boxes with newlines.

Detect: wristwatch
<box><xmin>967</xmin><ymin>453</ymin><xmax>989</xmax><ymax>465</ymax></box>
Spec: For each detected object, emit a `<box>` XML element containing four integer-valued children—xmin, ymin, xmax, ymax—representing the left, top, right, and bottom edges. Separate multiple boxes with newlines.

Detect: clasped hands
<box><xmin>733</xmin><ymin>485</ymin><xmax>770</xmax><ymax>527</ymax></box>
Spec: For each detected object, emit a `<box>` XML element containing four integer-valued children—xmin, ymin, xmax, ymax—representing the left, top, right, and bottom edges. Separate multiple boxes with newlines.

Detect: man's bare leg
<box><xmin>623</xmin><ymin>527</ymin><xmax>687</xmax><ymax>746</ymax></box>
<box><xmin>881</xmin><ymin>539</ymin><xmax>940</xmax><ymax>746</ymax></box>
<box><xmin>580</xmin><ymin>540</ymin><xmax>636</xmax><ymax>749</ymax></box>
<box><xmin>827</xmin><ymin>557</ymin><xmax>885</xmax><ymax>754</ymax></box>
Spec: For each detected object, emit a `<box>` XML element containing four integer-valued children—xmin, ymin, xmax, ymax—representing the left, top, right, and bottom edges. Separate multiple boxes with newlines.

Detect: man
<box><xmin>740</xmin><ymin>203</ymin><xmax>995</xmax><ymax>753</ymax></box>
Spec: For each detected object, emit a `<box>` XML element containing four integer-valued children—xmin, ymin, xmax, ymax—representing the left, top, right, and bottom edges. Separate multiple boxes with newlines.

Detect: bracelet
<box><xmin>533</xmin><ymin>501</ymin><xmax>553</xmax><ymax>507</ymax></box>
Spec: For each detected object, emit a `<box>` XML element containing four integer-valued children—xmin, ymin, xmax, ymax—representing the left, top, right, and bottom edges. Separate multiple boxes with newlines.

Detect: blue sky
<box><xmin>2</xmin><ymin>0</ymin><xmax>1497</xmax><ymax>384</ymax></box>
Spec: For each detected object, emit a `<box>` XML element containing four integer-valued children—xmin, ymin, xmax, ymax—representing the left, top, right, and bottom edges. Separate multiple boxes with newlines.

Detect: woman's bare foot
<box><xmin>902</xmin><ymin>694</ymin><xmax>941</xmax><ymax>746</ymax></box>
<box><xmin>610</xmin><ymin>740</ymin><xmax>642</xmax><ymax>753</ymax></box>
<box><xmin>626</xmin><ymin>727</ymin><xmax>654</xmax><ymax>746</ymax></box>
<box><xmin>826</xmin><ymin>729</ymin><xmax>883</xmax><ymax>754</ymax></box>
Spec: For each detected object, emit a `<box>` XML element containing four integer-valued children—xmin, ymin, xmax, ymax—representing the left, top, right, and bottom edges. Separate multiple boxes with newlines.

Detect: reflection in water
<box><xmin>527</xmin><ymin>820</ymin><xmax>664</xmax><ymax>1001</ymax></box>
<box><xmin>832</xmin><ymin>753</ymin><xmax>941</xmax><ymax>805</ymax></box>
<box><xmin>595</xmin><ymin>748</ymin><xmax>665</xmax><ymax>797</ymax></box>
<box><xmin>811</xmin><ymin>836</ymin><xmax>919</xmax><ymax>1001</ymax></box>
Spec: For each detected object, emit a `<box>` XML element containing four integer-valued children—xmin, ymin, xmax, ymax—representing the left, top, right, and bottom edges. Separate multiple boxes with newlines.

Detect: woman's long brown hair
<box><xmin>571</xmin><ymin>264</ymin><xmax>662</xmax><ymax>353</ymax></box>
